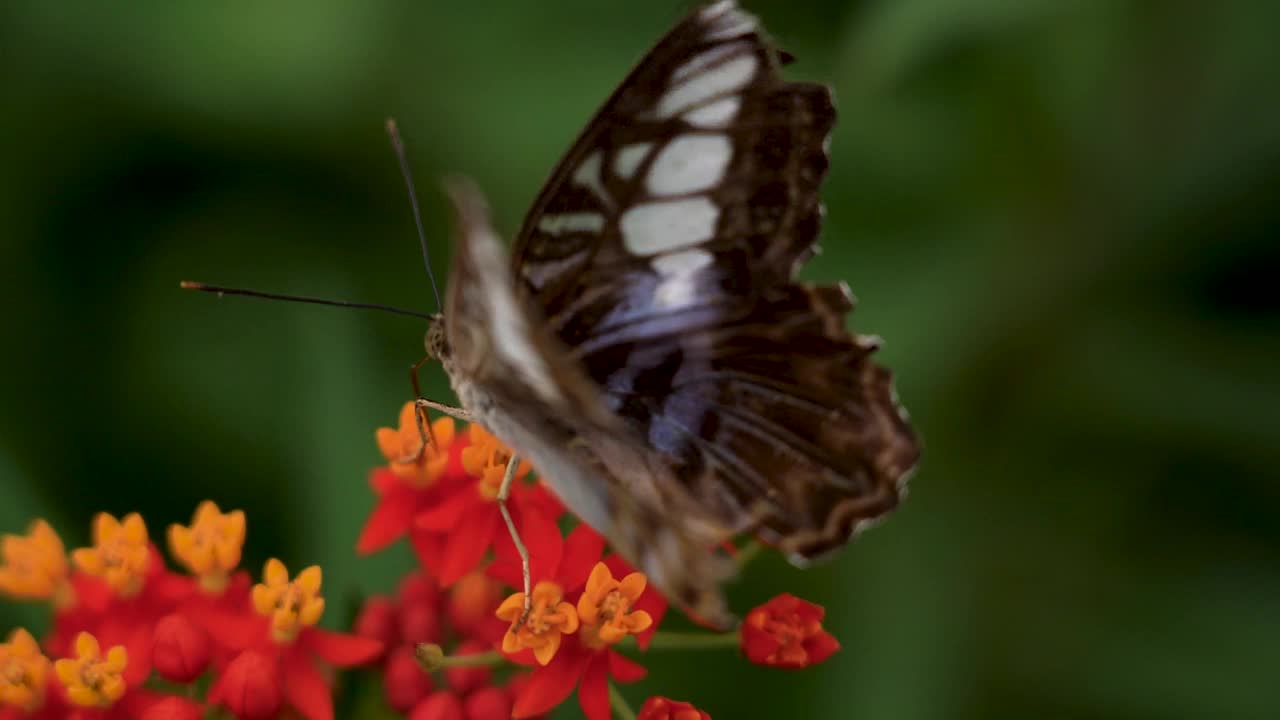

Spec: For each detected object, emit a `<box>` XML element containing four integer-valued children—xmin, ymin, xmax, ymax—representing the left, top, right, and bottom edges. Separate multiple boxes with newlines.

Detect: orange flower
<box><xmin>496</xmin><ymin>581</ymin><xmax>579</xmax><ymax>666</ymax></box>
<box><xmin>0</xmin><ymin>519</ymin><xmax>71</xmax><ymax>606</ymax></box>
<box><xmin>53</xmin><ymin>632</ymin><xmax>127</xmax><ymax>708</ymax></box>
<box><xmin>70</xmin><ymin>512</ymin><xmax>150</xmax><ymax>597</ymax></box>
<box><xmin>0</xmin><ymin>628</ymin><xmax>51</xmax><ymax>711</ymax></box>
<box><xmin>576</xmin><ymin>562</ymin><xmax>653</xmax><ymax>648</ymax></box>
<box><xmin>376</xmin><ymin>402</ymin><xmax>456</xmax><ymax>486</ymax></box>
<box><xmin>168</xmin><ymin>500</ymin><xmax>246</xmax><ymax>593</ymax></box>
<box><xmin>460</xmin><ymin>424</ymin><xmax>531</xmax><ymax>500</ymax></box>
<box><xmin>251</xmin><ymin>559</ymin><xmax>325</xmax><ymax>643</ymax></box>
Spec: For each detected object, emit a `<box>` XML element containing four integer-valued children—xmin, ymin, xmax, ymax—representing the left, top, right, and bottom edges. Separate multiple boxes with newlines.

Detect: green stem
<box><xmin>415</xmin><ymin>643</ymin><xmax>507</xmax><ymax>672</ymax></box>
<box><xmin>609</xmin><ymin>683</ymin><xmax>637</xmax><ymax>720</ymax></box>
<box><xmin>645</xmin><ymin>630</ymin><xmax>740</xmax><ymax>651</ymax></box>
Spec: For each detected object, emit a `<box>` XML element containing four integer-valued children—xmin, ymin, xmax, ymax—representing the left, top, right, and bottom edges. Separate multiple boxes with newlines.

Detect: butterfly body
<box><xmin>432</xmin><ymin>1</ymin><xmax>919</xmax><ymax>627</ymax></box>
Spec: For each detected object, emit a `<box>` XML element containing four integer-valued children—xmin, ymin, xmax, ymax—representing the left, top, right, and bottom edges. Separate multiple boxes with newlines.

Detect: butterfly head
<box><xmin>423</xmin><ymin>313</ymin><xmax>449</xmax><ymax>362</ymax></box>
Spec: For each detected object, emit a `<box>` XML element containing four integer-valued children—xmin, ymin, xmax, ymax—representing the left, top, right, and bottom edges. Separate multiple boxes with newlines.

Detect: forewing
<box><xmin>510</xmin><ymin>0</ymin><xmax>920</xmax><ymax>564</ymax></box>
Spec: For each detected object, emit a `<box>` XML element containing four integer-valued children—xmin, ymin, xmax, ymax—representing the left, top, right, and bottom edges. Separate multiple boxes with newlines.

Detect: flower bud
<box><xmin>410</xmin><ymin>691</ymin><xmax>464</xmax><ymax>720</ymax></box>
<box><xmin>210</xmin><ymin>650</ymin><xmax>282</xmax><ymax>720</ymax></box>
<box><xmin>444</xmin><ymin>640</ymin><xmax>491</xmax><ymax>695</ymax></box>
<box><xmin>152</xmin><ymin>614</ymin><xmax>211</xmax><ymax>683</ymax></box>
<box><xmin>140</xmin><ymin>696</ymin><xmax>205</xmax><ymax>720</ymax></box>
<box><xmin>354</xmin><ymin>595</ymin><xmax>399</xmax><ymax>656</ymax></box>
<box><xmin>465</xmin><ymin>687</ymin><xmax>512</xmax><ymax>720</ymax></box>
<box><xmin>383</xmin><ymin>645</ymin><xmax>434</xmax><ymax>712</ymax></box>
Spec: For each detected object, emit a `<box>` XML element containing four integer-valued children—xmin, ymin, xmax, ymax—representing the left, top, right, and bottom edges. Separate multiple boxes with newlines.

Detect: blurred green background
<box><xmin>2</xmin><ymin>1</ymin><xmax>1278</xmax><ymax>718</ymax></box>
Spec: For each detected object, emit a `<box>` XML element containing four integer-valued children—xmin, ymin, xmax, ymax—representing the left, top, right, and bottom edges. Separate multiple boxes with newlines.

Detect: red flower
<box><xmin>208</xmin><ymin>650</ymin><xmax>281</xmax><ymax>720</ymax></box>
<box><xmin>357</xmin><ymin>410</ymin><xmax>469</xmax><ymax>557</ymax></box>
<box><xmin>205</xmin><ymin>560</ymin><xmax>384</xmax><ymax>720</ymax></box>
<box><xmin>492</xmin><ymin>511</ymin><xmax>652</xmax><ymax>720</ymax></box>
<box><xmin>415</xmin><ymin>425</ymin><xmax>559</xmax><ymax>585</ymax></box>
<box><xmin>410</xmin><ymin>691</ymin><xmax>465</xmax><ymax>720</ymax></box>
<box><xmin>151</xmin><ymin>613</ymin><xmax>210</xmax><ymax>683</ymax></box>
<box><xmin>638</xmin><ymin>696</ymin><xmax>711</xmax><ymax>720</ymax></box>
<box><xmin>740</xmin><ymin>593</ymin><xmax>839</xmax><ymax>669</ymax></box>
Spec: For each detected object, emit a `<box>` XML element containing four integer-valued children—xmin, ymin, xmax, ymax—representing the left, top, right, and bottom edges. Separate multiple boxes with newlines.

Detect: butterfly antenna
<box><xmin>179</xmin><ymin>281</ymin><xmax>432</xmax><ymax>320</ymax></box>
<box><xmin>385</xmin><ymin>118</ymin><xmax>444</xmax><ymax>312</ymax></box>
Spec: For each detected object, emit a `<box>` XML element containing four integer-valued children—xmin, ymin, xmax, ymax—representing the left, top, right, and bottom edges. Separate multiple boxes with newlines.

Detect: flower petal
<box><xmin>500</xmin><ymin>506</ymin><xmax>563</xmax><ymax>585</ymax></box>
<box><xmin>577</xmin><ymin>654</ymin><xmax>610</xmax><ymax>720</ymax></box>
<box><xmin>607</xmin><ymin>649</ymin><xmax>647</xmax><ymax>683</ymax></box>
<box><xmin>296</xmin><ymin>566</ymin><xmax>322</xmax><ymax>595</ymax></box>
<box><xmin>264</xmin><ymin>558</ymin><xmax>288</xmax><ymax>586</ymax></box>
<box><xmin>414</xmin><ymin>487</ymin><xmax>475</xmax><ymax>532</ymax></box>
<box><xmin>356</xmin><ymin>485</ymin><xmax>419</xmax><ymax>554</ymax></box>
<box><xmin>557</xmin><ymin>524</ymin><xmax>605</xmax><ymax>592</ymax></box>
<box><xmin>283</xmin><ymin>648</ymin><xmax>333</xmax><ymax>720</ymax></box>
<box><xmin>302</xmin><ymin>627</ymin><xmax>383</xmax><ymax>667</ymax></box>
<box><xmin>438</xmin><ymin>504</ymin><xmax>501</xmax><ymax>586</ymax></box>
<box><xmin>512</xmin><ymin>643</ymin><xmax>587</xmax><ymax>719</ymax></box>
<box><xmin>532</xmin><ymin>629</ymin><xmax>561</xmax><ymax>666</ymax></box>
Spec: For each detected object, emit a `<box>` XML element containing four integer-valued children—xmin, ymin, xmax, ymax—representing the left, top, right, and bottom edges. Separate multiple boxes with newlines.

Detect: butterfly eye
<box><xmin>423</xmin><ymin>314</ymin><xmax>448</xmax><ymax>360</ymax></box>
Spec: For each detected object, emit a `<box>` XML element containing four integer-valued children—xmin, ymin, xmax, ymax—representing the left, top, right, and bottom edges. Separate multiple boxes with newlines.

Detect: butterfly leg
<box><xmin>398</xmin><ymin>356</ymin><xmax>474</xmax><ymax>464</ymax></box>
<box><xmin>495</xmin><ymin>453</ymin><xmax>532</xmax><ymax>615</ymax></box>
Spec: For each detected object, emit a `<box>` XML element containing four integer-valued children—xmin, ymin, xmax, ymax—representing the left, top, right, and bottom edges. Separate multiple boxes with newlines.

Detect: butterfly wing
<box><xmin>508</xmin><ymin>0</ymin><xmax>920</xmax><ymax>567</ymax></box>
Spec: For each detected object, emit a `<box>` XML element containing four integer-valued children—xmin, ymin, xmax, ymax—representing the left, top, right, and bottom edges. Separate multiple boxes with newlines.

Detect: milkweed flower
<box><xmin>0</xmin><ymin>629</ymin><xmax>51</xmax><ymax>712</ymax></box>
<box><xmin>167</xmin><ymin>501</ymin><xmax>245</xmax><ymax>594</ymax></box>
<box><xmin>740</xmin><ymin>593</ymin><xmax>839</xmax><ymax>669</ymax></box>
<box><xmin>496</xmin><ymin>581</ymin><xmax>579</xmax><ymax>666</ymax></box>
<box><xmin>0</xmin><ymin>520</ymin><xmax>72</xmax><ymax>607</ymax></box>
<box><xmin>358</xmin><ymin>405</ymin><xmax>469</xmax><ymax>559</ymax></box>
<box><xmin>252</xmin><ymin>559</ymin><xmax>325</xmax><ymax>644</ymax></box>
<box><xmin>71</xmin><ymin>513</ymin><xmax>150</xmax><ymax>598</ymax></box>
<box><xmin>577</xmin><ymin>562</ymin><xmax>653</xmax><ymax>648</ymax></box>
<box><xmin>378</xmin><ymin>402</ymin><xmax>457</xmax><ymax>485</ymax></box>
<box><xmin>638</xmin><ymin>696</ymin><xmax>712</xmax><ymax>720</ymax></box>
<box><xmin>54</xmin><ymin>632</ymin><xmax>128</xmax><ymax>708</ymax></box>
<box><xmin>208</xmin><ymin>559</ymin><xmax>383</xmax><ymax>720</ymax></box>
<box><xmin>491</xmin><ymin>511</ymin><xmax>651</xmax><ymax>720</ymax></box>
<box><xmin>414</xmin><ymin>424</ymin><xmax>559</xmax><ymax>586</ymax></box>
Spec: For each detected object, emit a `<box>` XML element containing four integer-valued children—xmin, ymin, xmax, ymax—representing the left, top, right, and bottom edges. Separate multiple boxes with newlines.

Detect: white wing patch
<box><xmin>621</xmin><ymin>197</ymin><xmax>719</xmax><ymax>256</ymax></box>
<box><xmin>572</xmin><ymin>150</ymin><xmax>614</xmax><ymax>209</ymax></box>
<box><xmin>671</xmin><ymin>42</ymin><xmax>744</xmax><ymax>85</ymax></box>
<box><xmin>537</xmin><ymin>212</ymin><xmax>606</xmax><ymax>235</ymax></box>
<box><xmin>656</xmin><ymin>54</ymin><xmax>757</xmax><ymax>119</ymax></box>
<box><xmin>652</xmin><ymin>248</ymin><xmax>714</xmax><ymax>309</ymax></box>
<box><xmin>647</xmin><ymin>135</ymin><xmax>732</xmax><ymax>196</ymax></box>
<box><xmin>614</xmin><ymin>142</ymin><xmax>654</xmax><ymax>180</ymax></box>
<box><xmin>684</xmin><ymin>96</ymin><xmax>741</xmax><ymax>128</ymax></box>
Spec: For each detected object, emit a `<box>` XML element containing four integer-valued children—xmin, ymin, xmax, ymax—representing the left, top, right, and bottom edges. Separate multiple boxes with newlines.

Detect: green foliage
<box><xmin>1</xmin><ymin>1</ymin><xmax>1276</xmax><ymax>717</ymax></box>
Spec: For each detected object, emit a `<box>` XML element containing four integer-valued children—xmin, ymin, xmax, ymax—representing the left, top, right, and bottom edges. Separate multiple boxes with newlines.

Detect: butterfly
<box><xmin>428</xmin><ymin>0</ymin><xmax>920</xmax><ymax>628</ymax></box>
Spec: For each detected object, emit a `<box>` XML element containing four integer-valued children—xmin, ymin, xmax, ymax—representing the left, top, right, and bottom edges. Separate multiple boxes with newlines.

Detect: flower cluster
<box><xmin>354</xmin><ymin>403</ymin><xmax>843</xmax><ymax>719</ymax></box>
<box><xmin>0</xmin><ymin>504</ymin><xmax>381</xmax><ymax>719</ymax></box>
<box><xmin>2</xmin><ymin>399</ymin><xmax>845</xmax><ymax>719</ymax></box>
